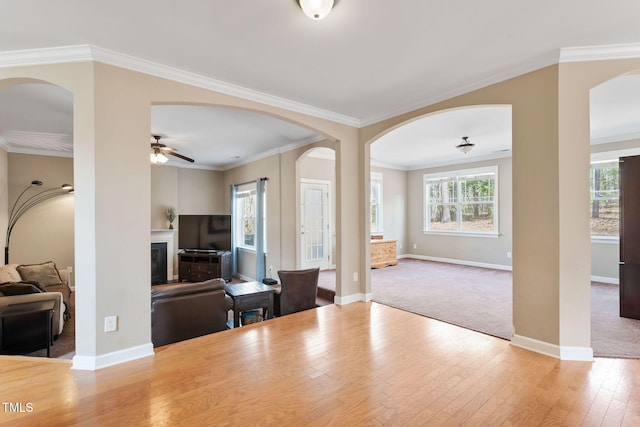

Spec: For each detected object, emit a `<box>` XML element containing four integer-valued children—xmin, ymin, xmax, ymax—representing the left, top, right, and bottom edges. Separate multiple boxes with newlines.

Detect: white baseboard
<box><xmin>405</xmin><ymin>254</ymin><xmax>512</xmax><ymax>271</ymax></box>
<box><xmin>591</xmin><ymin>275</ymin><xmax>619</xmax><ymax>284</ymax></box>
<box><xmin>402</xmin><ymin>255</ymin><xmax>617</xmax><ymax>284</ymax></box>
<box><xmin>335</xmin><ymin>293</ymin><xmax>366</xmax><ymax>305</ymax></box>
<box><xmin>510</xmin><ymin>334</ymin><xmax>593</xmax><ymax>361</ymax></box>
<box><xmin>72</xmin><ymin>343</ymin><xmax>154</xmax><ymax>371</ymax></box>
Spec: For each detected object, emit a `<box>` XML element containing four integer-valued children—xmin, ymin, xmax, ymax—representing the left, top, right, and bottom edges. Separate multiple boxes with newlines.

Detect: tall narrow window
<box><xmin>234</xmin><ymin>182</ymin><xmax>265</xmax><ymax>249</ymax></box>
<box><xmin>424</xmin><ymin>166</ymin><xmax>498</xmax><ymax>235</ymax></box>
<box><xmin>590</xmin><ymin>160</ymin><xmax>619</xmax><ymax>237</ymax></box>
<box><xmin>371</xmin><ymin>172</ymin><xmax>383</xmax><ymax>235</ymax></box>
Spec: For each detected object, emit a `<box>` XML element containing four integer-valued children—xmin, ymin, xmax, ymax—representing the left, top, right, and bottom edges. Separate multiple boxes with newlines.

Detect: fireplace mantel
<box><xmin>151</xmin><ymin>229</ymin><xmax>176</xmax><ymax>282</ymax></box>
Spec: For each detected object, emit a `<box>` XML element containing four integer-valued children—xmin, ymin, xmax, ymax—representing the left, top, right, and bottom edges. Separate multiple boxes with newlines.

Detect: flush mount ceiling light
<box><xmin>455</xmin><ymin>136</ymin><xmax>475</xmax><ymax>154</ymax></box>
<box><xmin>297</xmin><ymin>0</ymin><xmax>335</xmax><ymax>20</ymax></box>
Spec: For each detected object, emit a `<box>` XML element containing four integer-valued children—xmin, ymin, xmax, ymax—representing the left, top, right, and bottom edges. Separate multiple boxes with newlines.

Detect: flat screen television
<box><xmin>178</xmin><ymin>215</ymin><xmax>232</xmax><ymax>252</ymax></box>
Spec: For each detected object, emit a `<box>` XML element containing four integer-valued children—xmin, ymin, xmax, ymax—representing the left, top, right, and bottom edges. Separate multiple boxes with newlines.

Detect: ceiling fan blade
<box><xmin>166</xmin><ymin>150</ymin><xmax>195</xmax><ymax>163</ymax></box>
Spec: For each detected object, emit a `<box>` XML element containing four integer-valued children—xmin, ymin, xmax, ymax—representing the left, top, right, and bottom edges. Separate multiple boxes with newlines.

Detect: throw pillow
<box><xmin>17</xmin><ymin>261</ymin><xmax>63</xmax><ymax>288</ymax></box>
<box><xmin>0</xmin><ymin>264</ymin><xmax>22</xmax><ymax>283</ymax></box>
<box><xmin>20</xmin><ymin>280</ymin><xmax>48</xmax><ymax>292</ymax></box>
<box><xmin>0</xmin><ymin>282</ymin><xmax>44</xmax><ymax>295</ymax></box>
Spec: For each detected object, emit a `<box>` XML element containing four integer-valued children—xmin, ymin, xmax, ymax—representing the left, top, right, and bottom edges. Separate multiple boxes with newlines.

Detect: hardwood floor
<box><xmin>2</xmin><ymin>302</ymin><xmax>640</xmax><ymax>426</ymax></box>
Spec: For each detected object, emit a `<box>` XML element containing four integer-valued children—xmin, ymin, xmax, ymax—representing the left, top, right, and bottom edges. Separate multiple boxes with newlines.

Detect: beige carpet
<box><xmin>319</xmin><ymin>258</ymin><xmax>640</xmax><ymax>359</ymax></box>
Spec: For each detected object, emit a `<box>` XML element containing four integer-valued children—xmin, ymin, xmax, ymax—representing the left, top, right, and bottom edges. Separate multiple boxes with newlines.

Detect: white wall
<box><xmin>371</xmin><ymin>165</ymin><xmax>408</xmax><ymax>256</ymax></box>
<box><xmin>591</xmin><ymin>241</ymin><xmax>619</xmax><ymax>281</ymax></box>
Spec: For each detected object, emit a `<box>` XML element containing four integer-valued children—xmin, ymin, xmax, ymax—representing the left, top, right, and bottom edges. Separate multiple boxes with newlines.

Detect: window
<box><xmin>234</xmin><ymin>182</ymin><xmax>266</xmax><ymax>249</ymax></box>
<box><xmin>590</xmin><ymin>160</ymin><xmax>619</xmax><ymax>237</ymax></box>
<box><xmin>371</xmin><ymin>172</ymin><xmax>383</xmax><ymax>235</ymax></box>
<box><xmin>424</xmin><ymin>166</ymin><xmax>497</xmax><ymax>235</ymax></box>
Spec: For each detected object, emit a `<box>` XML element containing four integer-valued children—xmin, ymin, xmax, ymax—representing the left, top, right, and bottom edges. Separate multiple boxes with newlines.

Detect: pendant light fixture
<box><xmin>297</xmin><ymin>0</ymin><xmax>335</xmax><ymax>20</ymax></box>
<box><xmin>455</xmin><ymin>136</ymin><xmax>475</xmax><ymax>154</ymax></box>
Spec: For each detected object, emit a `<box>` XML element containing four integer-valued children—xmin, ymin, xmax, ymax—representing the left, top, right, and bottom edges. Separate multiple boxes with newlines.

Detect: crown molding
<box><xmin>560</xmin><ymin>42</ymin><xmax>640</xmax><ymax>63</ymax></box>
<box><xmin>5</xmin><ymin>42</ymin><xmax>640</xmax><ymax>141</ymax></box>
<box><xmin>406</xmin><ymin>150</ymin><xmax>512</xmax><ymax>171</ymax></box>
<box><xmin>0</xmin><ymin>44</ymin><xmax>361</xmax><ymax>127</ymax></box>
<box><xmin>222</xmin><ymin>135</ymin><xmax>325</xmax><ymax>171</ymax></box>
<box><xmin>4</xmin><ymin>145</ymin><xmax>74</xmax><ymax>158</ymax></box>
<box><xmin>0</xmin><ymin>45</ymin><xmax>92</xmax><ymax>67</ymax></box>
<box><xmin>590</xmin><ymin>131</ymin><xmax>640</xmax><ymax>146</ymax></box>
<box><xmin>370</xmin><ymin>160</ymin><xmax>409</xmax><ymax>171</ymax></box>
<box><xmin>359</xmin><ymin>50</ymin><xmax>560</xmax><ymax>127</ymax></box>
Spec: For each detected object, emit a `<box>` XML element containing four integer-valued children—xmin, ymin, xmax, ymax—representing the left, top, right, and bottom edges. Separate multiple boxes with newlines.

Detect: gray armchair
<box><xmin>274</xmin><ymin>268</ymin><xmax>320</xmax><ymax>317</ymax></box>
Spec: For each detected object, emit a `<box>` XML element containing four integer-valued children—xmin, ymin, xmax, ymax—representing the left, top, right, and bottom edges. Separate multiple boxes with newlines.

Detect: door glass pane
<box><xmin>305</xmin><ymin>188</ymin><xmax>325</xmax><ymax>261</ymax></box>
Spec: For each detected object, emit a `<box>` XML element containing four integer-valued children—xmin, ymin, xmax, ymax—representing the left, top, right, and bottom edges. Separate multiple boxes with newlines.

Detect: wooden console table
<box><xmin>370</xmin><ymin>239</ymin><xmax>398</xmax><ymax>269</ymax></box>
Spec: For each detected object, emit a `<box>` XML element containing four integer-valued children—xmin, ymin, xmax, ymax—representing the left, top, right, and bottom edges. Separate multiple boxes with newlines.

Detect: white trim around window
<box><xmin>423</xmin><ymin>166</ymin><xmax>499</xmax><ymax>237</ymax></box>
<box><xmin>371</xmin><ymin>172</ymin><xmax>383</xmax><ymax>236</ymax></box>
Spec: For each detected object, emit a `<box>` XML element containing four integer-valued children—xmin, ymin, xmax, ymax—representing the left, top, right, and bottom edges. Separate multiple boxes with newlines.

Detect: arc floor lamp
<box><xmin>4</xmin><ymin>180</ymin><xmax>74</xmax><ymax>265</ymax></box>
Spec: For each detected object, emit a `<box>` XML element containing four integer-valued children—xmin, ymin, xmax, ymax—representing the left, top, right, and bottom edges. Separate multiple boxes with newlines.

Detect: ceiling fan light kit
<box><xmin>150</xmin><ymin>151</ymin><xmax>168</xmax><ymax>164</ymax></box>
<box><xmin>150</xmin><ymin>135</ymin><xmax>195</xmax><ymax>165</ymax></box>
<box><xmin>455</xmin><ymin>136</ymin><xmax>475</xmax><ymax>154</ymax></box>
<box><xmin>297</xmin><ymin>0</ymin><xmax>335</xmax><ymax>20</ymax></box>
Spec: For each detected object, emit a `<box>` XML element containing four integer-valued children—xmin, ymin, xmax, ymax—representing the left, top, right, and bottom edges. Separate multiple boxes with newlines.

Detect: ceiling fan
<box><xmin>150</xmin><ymin>135</ymin><xmax>195</xmax><ymax>164</ymax></box>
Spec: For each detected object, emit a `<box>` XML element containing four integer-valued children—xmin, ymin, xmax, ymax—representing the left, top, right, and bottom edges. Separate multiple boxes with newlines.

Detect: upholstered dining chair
<box><xmin>275</xmin><ymin>267</ymin><xmax>320</xmax><ymax>317</ymax></box>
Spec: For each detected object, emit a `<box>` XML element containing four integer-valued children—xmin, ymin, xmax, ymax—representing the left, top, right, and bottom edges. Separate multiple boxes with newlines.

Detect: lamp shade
<box><xmin>298</xmin><ymin>0</ymin><xmax>334</xmax><ymax>20</ymax></box>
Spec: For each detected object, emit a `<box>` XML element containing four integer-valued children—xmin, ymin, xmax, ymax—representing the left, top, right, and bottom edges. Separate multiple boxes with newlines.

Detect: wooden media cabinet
<box><xmin>178</xmin><ymin>251</ymin><xmax>232</xmax><ymax>282</ymax></box>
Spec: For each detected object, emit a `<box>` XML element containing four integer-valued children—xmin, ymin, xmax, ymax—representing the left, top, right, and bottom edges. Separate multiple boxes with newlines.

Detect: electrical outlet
<box><xmin>67</xmin><ymin>266</ymin><xmax>73</xmax><ymax>274</ymax></box>
<box><xmin>413</xmin><ymin>244</ymin><xmax>417</xmax><ymax>249</ymax></box>
<box><xmin>104</xmin><ymin>316</ymin><xmax>118</xmax><ymax>333</ymax></box>
<box><xmin>353</xmin><ymin>272</ymin><xmax>358</xmax><ymax>282</ymax></box>
<box><xmin>269</xmin><ymin>265</ymin><xmax>273</xmax><ymax>273</ymax></box>
<box><xmin>507</xmin><ymin>251</ymin><xmax>512</xmax><ymax>259</ymax></box>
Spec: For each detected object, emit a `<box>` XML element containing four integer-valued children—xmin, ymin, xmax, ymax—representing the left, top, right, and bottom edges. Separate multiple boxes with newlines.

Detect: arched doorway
<box><xmin>295</xmin><ymin>146</ymin><xmax>337</xmax><ymax>303</ymax></box>
<box><xmin>589</xmin><ymin>72</ymin><xmax>640</xmax><ymax>357</ymax></box>
<box><xmin>0</xmin><ymin>81</ymin><xmax>75</xmax><ymax>358</ymax></box>
<box><xmin>366</xmin><ymin>105</ymin><xmax>514</xmax><ymax>340</ymax></box>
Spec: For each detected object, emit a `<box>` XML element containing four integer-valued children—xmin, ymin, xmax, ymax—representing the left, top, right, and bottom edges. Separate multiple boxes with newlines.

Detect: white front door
<box><xmin>301</xmin><ymin>180</ymin><xmax>330</xmax><ymax>270</ymax></box>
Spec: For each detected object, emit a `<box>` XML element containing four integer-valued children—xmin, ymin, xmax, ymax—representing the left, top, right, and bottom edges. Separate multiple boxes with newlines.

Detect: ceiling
<box><xmin>1</xmin><ymin>1</ymin><xmax>640</xmax><ymax>169</ymax></box>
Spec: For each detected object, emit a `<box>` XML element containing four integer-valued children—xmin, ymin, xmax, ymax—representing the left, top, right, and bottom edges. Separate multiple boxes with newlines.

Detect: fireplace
<box><xmin>151</xmin><ymin>242</ymin><xmax>168</xmax><ymax>285</ymax></box>
<box><xmin>151</xmin><ymin>229</ymin><xmax>175</xmax><ymax>284</ymax></box>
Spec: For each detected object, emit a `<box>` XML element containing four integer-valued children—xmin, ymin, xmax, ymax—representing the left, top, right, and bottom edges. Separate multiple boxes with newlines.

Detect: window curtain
<box><xmin>231</xmin><ymin>178</ymin><xmax>267</xmax><ymax>281</ymax></box>
<box><xmin>230</xmin><ymin>184</ymin><xmax>238</xmax><ymax>276</ymax></box>
<box><xmin>255</xmin><ymin>178</ymin><xmax>267</xmax><ymax>283</ymax></box>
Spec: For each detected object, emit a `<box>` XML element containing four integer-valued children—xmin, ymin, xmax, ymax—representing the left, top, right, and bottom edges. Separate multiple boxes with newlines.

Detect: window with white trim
<box><xmin>234</xmin><ymin>183</ymin><xmax>266</xmax><ymax>250</ymax></box>
<box><xmin>424</xmin><ymin>166</ymin><xmax>498</xmax><ymax>234</ymax></box>
<box><xmin>370</xmin><ymin>172</ymin><xmax>383</xmax><ymax>235</ymax></box>
<box><xmin>590</xmin><ymin>160</ymin><xmax>619</xmax><ymax>237</ymax></box>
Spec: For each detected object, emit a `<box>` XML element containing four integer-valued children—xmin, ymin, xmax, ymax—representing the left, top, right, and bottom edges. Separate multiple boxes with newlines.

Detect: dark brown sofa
<box><xmin>151</xmin><ymin>279</ymin><xmax>233</xmax><ymax>348</ymax></box>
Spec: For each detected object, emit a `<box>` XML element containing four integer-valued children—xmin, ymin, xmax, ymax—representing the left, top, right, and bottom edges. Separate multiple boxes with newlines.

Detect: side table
<box><xmin>0</xmin><ymin>300</ymin><xmax>56</xmax><ymax>357</ymax></box>
<box><xmin>224</xmin><ymin>281</ymin><xmax>276</xmax><ymax>328</ymax></box>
